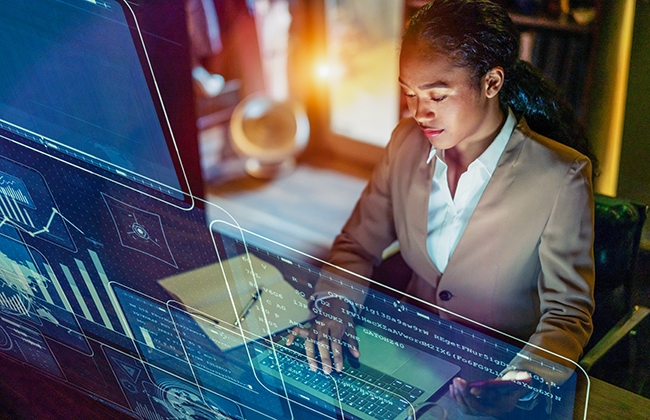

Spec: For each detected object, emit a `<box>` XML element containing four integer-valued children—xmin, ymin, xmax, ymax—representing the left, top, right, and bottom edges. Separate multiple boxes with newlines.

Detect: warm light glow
<box><xmin>315</xmin><ymin>62</ymin><xmax>331</xmax><ymax>79</ymax></box>
<box><xmin>314</xmin><ymin>60</ymin><xmax>345</xmax><ymax>82</ymax></box>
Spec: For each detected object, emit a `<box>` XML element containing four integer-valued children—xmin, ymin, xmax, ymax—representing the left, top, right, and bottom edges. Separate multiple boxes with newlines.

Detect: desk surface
<box><xmin>413</xmin><ymin>376</ymin><xmax>650</xmax><ymax>419</ymax></box>
<box><xmin>586</xmin><ymin>377</ymin><xmax>650</xmax><ymax>419</ymax></box>
<box><xmin>205</xmin><ymin>162</ymin><xmax>368</xmax><ymax>257</ymax></box>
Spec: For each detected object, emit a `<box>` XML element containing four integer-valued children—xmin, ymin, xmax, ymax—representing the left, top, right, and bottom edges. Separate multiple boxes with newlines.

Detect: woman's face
<box><xmin>399</xmin><ymin>48</ymin><xmax>502</xmax><ymax>153</ymax></box>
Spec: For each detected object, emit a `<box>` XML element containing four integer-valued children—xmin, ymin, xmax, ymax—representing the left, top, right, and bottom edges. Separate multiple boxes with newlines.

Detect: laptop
<box><xmin>208</xmin><ymin>222</ymin><xmax>461</xmax><ymax>420</ymax></box>
<box><xmin>250</xmin><ymin>327</ymin><xmax>460</xmax><ymax>420</ymax></box>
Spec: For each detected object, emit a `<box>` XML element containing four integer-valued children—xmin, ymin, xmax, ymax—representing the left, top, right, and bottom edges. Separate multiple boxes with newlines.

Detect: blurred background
<box><xmin>191</xmin><ymin>0</ymin><xmax>645</xmax><ymax>199</ymax></box>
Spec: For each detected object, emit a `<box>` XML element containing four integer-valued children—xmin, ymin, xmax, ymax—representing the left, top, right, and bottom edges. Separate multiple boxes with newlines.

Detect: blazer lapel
<box><xmin>443</xmin><ymin>120</ymin><xmax>527</xmax><ymax>274</ymax></box>
<box><xmin>407</xmin><ymin>144</ymin><xmax>442</xmax><ymax>278</ymax></box>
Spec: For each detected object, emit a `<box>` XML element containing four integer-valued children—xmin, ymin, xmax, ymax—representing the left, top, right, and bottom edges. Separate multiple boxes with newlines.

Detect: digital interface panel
<box><xmin>0</xmin><ymin>1</ymin><xmax>588</xmax><ymax>419</ymax></box>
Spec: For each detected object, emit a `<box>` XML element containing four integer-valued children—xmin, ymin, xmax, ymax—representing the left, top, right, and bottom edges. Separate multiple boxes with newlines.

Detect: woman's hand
<box><xmin>285</xmin><ymin>297</ymin><xmax>359</xmax><ymax>374</ymax></box>
<box><xmin>449</xmin><ymin>370</ymin><xmax>533</xmax><ymax>417</ymax></box>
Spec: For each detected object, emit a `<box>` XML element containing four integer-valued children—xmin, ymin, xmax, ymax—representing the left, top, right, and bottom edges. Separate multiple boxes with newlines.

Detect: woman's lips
<box><xmin>421</xmin><ymin>128</ymin><xmax>443</xmax><ymax>138</ymax></box>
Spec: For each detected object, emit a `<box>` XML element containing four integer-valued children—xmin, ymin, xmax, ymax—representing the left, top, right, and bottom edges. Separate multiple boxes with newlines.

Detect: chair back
<box><xmin>588</xmin><ymin>193</ymin><xmax>648</xmax><ymax>350</ymax></box>
<box><xmin>593</xmin><ymin>194</ymin><xmax>647</xmax><ymax>304</ymax></box>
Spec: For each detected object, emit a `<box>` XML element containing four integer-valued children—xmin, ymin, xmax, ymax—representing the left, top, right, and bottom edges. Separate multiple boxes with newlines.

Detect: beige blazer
<box><xmin>320</xmin><ymin>116</ymin><xmax>595</xmax><ymax>369</ymax></box>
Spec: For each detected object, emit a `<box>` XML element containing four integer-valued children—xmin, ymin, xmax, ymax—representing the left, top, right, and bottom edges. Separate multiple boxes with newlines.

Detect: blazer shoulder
<box><xmin>514</xmin><ymin>118</ymin><xmax>591</xmax><ymax>168</ymax></box>
<box><xmin>385</xmin><ymin>118</ymin><xmax>429</xmax><ymax>158</ymax></box>
<box><xmin>388</xmin><ymin>117</ymin><xmax>422</xmax><ymax>147</ymax></box>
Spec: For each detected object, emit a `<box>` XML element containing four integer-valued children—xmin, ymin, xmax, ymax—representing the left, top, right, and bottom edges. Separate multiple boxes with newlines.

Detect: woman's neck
<box><xmin>445</xmin><ymin>108</ymin><xmax>506</xmax><ymax>169</ymax></box>
<box><xmin>443</xmin><ymin>108</ymin><xmax>506</xmax><ymax>197</ymax></box>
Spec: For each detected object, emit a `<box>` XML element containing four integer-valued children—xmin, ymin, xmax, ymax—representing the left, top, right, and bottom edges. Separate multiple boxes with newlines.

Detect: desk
<box><xmin>410</xmin><ymin>376</ymin><xmax>650</xmax><ymax>420</ymax></box>
<box><xmin>584</xmin><ymin>377</ymin><xmax>650</xmax><ymax>419</ymax></box>
<box><xmin>205</xmin><ymin>163</ymin><xmax>368</xmax><ymax>257</ymax></box>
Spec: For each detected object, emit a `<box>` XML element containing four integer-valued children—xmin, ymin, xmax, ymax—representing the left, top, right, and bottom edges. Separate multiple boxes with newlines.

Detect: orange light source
<box><xmin>314</xmin><ymin>59</ymin><xmax>345</xmax><ymax>82</ymax></box>
<box><xmin>315</xmin><ymin>62</ymin><xmax>331</xmax><ymax>80</ymax></box>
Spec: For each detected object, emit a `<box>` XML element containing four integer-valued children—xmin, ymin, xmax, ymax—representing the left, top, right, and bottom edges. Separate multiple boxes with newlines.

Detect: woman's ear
<box><xmin>484</xmin><ymin>66</ymin><xmax>505</xmax><ymax>98</ymax></box>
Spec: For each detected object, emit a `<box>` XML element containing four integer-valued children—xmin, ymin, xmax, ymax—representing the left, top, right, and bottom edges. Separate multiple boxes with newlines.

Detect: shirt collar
<box><xmin>426</xmin><ymin>145</ymin><xmax>436</xmax><ymax>164</ymax></box>
<box><xmin>425</xmin><ymin>108</ymin><xmax>516</xmax><ymax>170</ymax></box>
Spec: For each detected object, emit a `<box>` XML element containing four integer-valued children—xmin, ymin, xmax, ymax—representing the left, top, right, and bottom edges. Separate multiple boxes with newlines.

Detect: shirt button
<box><xmin>438</xmin><ymin>290</ymin><xmax>453</xmax><ymax>301</ymax></box>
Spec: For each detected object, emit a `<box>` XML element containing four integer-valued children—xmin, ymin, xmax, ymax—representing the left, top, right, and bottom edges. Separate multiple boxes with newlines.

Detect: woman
<box><xmin>288</xmin><ymin>0</ymin><xmax>595</xmax><ymax>415</ymax></box>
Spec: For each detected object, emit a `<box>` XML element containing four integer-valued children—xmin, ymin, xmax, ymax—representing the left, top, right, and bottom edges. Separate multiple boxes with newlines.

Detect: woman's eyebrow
<box><xmin>419</xmin><ymin>81</ymin><xmax>450</xmax><ymax>89</ymax></box>
<box><xmin>398</xmin><ymin>78</ymin><xmax>450</xmax><ymax>90</ymax></box>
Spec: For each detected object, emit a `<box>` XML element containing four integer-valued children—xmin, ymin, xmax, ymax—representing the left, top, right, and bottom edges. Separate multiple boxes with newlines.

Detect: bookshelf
<box><xmin>511</xmin><ymin>11</ymin><xmax>595</xmax><ymax>115</ymax></box>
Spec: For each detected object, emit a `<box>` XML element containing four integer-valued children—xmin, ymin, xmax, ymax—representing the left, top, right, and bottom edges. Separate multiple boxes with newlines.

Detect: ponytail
<box><xmin>501</xmin><ymin>59</ymin><xmax>599</xmax><ymax>175</ymax></box>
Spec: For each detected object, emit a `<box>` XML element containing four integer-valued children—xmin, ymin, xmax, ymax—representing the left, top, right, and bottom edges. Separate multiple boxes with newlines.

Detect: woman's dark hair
<box><xmin>403</xmin><ymin>0</ymin><xmax>598</xmax><ymax>174</ymax></box>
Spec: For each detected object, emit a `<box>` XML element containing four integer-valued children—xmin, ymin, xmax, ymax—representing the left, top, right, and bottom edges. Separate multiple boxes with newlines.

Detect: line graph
<box><xmin>0</xmin><ymin>207</ymin><xmax>83</xmax><ymax>238</ymax></box>
<box><xmin>0</xmin><ymin>157</ymin><xmax>77</xmax><ymax>250</ymax></box>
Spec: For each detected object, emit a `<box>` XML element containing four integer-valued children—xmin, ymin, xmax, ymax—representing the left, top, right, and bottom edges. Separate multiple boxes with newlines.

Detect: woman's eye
<box><xmin>431</xmin><ymin>96</ymin><xmax>447</xmax><ymax>102</ymax></box>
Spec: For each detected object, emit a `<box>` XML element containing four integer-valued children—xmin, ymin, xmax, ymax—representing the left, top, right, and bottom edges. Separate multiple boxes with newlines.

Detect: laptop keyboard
<box><xmin>258</xmin><ymin>345</ymin><xmax>425</xmax><ymax>419</ymax></box>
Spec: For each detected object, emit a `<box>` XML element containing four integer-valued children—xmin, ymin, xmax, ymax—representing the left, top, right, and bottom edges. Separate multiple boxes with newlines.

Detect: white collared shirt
<box><xmin>426</xmin><ymin>109</ymin><xmax>516</xmax><ymax>272</ymax></box>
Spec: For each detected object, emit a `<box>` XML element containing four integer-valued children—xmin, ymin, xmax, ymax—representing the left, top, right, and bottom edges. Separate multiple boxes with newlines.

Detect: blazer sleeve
<box><xmin>511</xmin><ymin>155</ymin><xmax>595</xmax><ymax>387</ymax></box>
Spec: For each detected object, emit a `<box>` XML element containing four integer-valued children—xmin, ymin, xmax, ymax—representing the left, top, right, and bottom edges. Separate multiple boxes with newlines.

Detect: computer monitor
<box><xmin>0</xmin><ymin>0</ymin><xmax>199</xmax><ymax>205</ymax></box>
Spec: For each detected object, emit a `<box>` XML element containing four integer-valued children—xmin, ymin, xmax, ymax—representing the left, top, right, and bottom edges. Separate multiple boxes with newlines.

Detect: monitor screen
<box><xmin>0</xmin><ymin>0</ymin><xmax>191</xmax><ymax>202</ymax></box>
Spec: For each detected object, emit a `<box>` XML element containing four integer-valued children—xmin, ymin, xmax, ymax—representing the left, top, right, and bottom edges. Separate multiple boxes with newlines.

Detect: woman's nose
<box><xmin>413</xmin><ymin>99</ymin><xmax>434</xmax><ymax>123</ymax></box>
